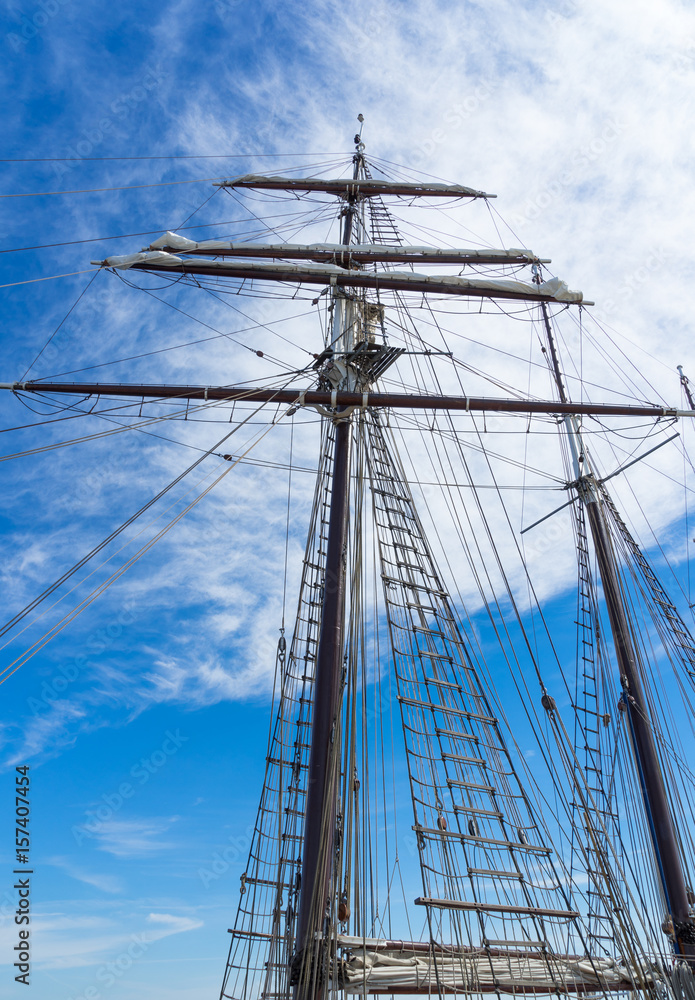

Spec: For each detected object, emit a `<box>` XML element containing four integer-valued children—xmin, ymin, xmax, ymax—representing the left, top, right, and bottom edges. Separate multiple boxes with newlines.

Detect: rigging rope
<box><xmin>20</xmin><ymin>269</ymin><xmax>101</xmax><ymax>380</ymax></box>
<box><xmin>0</xmin><ymin>399</ymin><xmax>271</xmax><ymax>642</ymax></box>
<box><xmin>0</xmin><ymin>176</ymin><xmax>231</xmax><ymax>199</ymax></box>
<box><xmin>0</xmin><ymin>409</ymin><xmax>283</xmax><ymax>685</ymax></box>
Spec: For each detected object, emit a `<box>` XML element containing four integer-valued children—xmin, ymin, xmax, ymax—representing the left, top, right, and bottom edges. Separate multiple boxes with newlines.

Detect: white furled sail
<box><xmin>147</xmin><ymin>231</ymin><xmax>548</xmax><ymax>265</ymax></box>
<box><xmin>92</xmin><ymin>252</ymin><xmax>584</xmax><ymax>303</ymax></box>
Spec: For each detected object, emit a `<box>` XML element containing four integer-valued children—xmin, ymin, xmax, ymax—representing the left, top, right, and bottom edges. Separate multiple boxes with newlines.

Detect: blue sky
<box><xmin>2</xmin><ymin>1</ymin><xmax>695</xmax><ymax>997</ymax></box>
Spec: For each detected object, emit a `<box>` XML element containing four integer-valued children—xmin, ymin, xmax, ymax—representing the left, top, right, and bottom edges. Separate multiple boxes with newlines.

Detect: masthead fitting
<box><xmin>355</xmin><ymin>113</ymin><xmax>365</xmax><ymax>153</ymax></box>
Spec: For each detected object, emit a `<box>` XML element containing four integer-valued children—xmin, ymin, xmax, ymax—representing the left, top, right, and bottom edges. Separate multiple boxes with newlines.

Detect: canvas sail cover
<box><xmin>213</xmin><ymin>174</ymin><xmax>493</xmax><ymax>198</ymax></box>
<box><xmin>93</xmin><ymin>251</ymin><xmax>583</xmax><ymax>303</ymax></box>
<box><xmin>147</xmin><ymin>230</ymin><xmax>541</xmax><ymax>262</ymax></box>
<box><xmin>336</xmin><ymin>942</ymin><xmax>650</xmax><ymax>994</ymax></box>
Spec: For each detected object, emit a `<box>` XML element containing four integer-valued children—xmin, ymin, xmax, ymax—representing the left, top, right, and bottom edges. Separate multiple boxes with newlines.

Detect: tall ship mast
<box><xmin>5</xmin><ymin>121</ymin><xmax>695</xmax><ymax>999</ymax></box>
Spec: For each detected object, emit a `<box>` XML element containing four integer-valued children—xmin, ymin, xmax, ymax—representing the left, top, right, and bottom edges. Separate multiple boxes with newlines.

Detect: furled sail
<box><xmin>147</xmin><ymin>231</ymin><xmax>548</xmax><ymax>266</ymax></box>
<box><xmin>337</xmin><ymin>940</ymin><xmax>644</xmax><ymax>994</ymax></box>
<box><xmin>213</xmin><ymin>174</ymin><xmax>495</xmax><ymax>199</ymax></box>
<box><xmin>92</xmin><ymin>252</ymin><xmax>583</xmax><ymax>303</ymax></box>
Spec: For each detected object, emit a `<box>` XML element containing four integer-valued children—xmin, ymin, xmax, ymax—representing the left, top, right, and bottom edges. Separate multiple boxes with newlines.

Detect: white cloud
<box><xmin>48</xmin><ymin>856</ymin><xmax>124</xmax><ymax>894</ymax></box>
<box><xmin>92</xmin><ymin>817</ymin><xmax>179</xmax><ymax>858</ymax></box>
<box><xmin>145</xmin><ymin>912</ymin><xmax>204</xmax><ymax>938</ymax></box>
<box><xmin>9</xmin><ymin>700</ymin><xmax>91</xmax><ymax>765</ymax></box>
<box><xmin>139</xmin><ymin>650</ymin><xmax>271</xmax><ymax>705</ymax></box>
<box><xmin>0</xmin><ymin>904</ymin><xmax>204</xmax><ymax>971</ymax></box>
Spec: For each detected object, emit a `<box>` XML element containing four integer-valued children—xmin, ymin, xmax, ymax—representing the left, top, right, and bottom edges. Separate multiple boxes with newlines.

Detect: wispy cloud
<box><xmin>0</xmin><ymin>905</ymin><xmax>204</xmax><ymax>971</ymax></box>
<box><xmin>145</xmin><ymin>912</ymin><xmax>203</xmax><ymax>938</ymax></box>
<box><xmin>92</xmin><ymin>817</ymin><xmax>179</xmax><ymax>858</ymax></box>
<box><xmin>9</xmin><ymin>699</ymin><xmax>90</xmax><ymax>765</ymax></box>
<box><xmin>48</xmin><ymin>856</ymin><xmax>123</xmax><ymax>894</ymax></box>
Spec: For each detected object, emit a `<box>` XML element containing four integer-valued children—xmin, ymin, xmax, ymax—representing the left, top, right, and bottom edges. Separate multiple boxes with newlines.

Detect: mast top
<box><xmin>354</xmin><ymin>113</ymin><xmax>365</xmax><ymax>155</ymax></box>
<box><xmin>679</xmin><ymin>365</ymin><xmax>695</xmax><ymax>411</ymax></box>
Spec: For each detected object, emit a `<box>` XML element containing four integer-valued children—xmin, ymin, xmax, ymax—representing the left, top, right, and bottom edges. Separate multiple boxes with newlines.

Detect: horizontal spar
<box><xmin>415</xmin><ymin>897</ymin><xmax>579</xmax><ymax>918</ymax></box>
<box><xmin>214</xmin><ymin>174</ymin><xmax>495</xmax><ymax>199</ymax></box>
<box><xmin>1</xmin><ymin>381</ymin><xmax>690</xmax><ymax>419</ymax></box>
<box><xmin>148</xmin><ymin>238</ymin><xmax>550</xmax><ymax>267</ymax></box>
<box><xmin>93</xmin><ymin>256</ymin><xmax>586</xmax><ymax>305</ymax></box>
<box><xmin>342</xmin><ymin>980</ymin><xmax>635</xmax><ymax>995</ymax></box>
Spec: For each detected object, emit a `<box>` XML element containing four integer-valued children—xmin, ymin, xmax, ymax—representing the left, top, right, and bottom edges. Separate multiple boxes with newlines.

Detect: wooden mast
<box><xmin>539</xmin><ymin>298</ymin><xmax>695</xmax><ymax>966</ymax></box>
<box><xmin>291</xmin><ymin>138</ymin><xmax>363</xmax><ymax>1000</ymax></box>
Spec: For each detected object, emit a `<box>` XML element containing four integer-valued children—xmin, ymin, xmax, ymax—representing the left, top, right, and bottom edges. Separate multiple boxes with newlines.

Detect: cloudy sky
<box><xmin>1</xmin><ymin>1</ymin><xmax>695</xmax><ymax>997</ymax></box>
